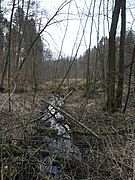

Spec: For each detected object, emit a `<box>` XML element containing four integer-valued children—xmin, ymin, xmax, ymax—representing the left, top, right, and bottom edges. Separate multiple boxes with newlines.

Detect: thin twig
<box><xmin>0</xmin><ymin>79</ymin><xmax>16</xmax><ymax>111</ymax></box>
<box><xmin>44</xmin><ymin>100</ymin><xmax>100</xmax><ymax>139</ymax></box>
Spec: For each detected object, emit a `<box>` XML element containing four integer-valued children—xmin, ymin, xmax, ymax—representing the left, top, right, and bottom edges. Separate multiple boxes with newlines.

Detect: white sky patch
<box><xmin>40</xmin><ymin>0</ymin><xmax>135</xmax><ymax>58</ymax></box>
<box><xmin>2</xmin><ymin>0</ymin><xmax>135</xmax><ymax>58</ymax></box>
<box><xmin>40</xmin><ymin>0</ymin><xmax>110</xmax><ymax>57</ymax></box>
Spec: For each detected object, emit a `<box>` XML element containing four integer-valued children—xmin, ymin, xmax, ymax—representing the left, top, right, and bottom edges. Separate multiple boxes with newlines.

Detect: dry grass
<box><xmin>0</xmin><ymin>87</ymin><xmax>135</xmax><ymax>179</ymax></box>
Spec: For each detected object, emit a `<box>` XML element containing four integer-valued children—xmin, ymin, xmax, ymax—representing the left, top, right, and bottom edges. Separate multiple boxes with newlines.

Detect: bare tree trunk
<box><xmin>0</xmin><ymin>0</ymin><xmax>16</xmax><ymax>90</ymax></box>
<box><xmin>74</xmin><ymin>58</ymin><xmax>77</xmax><ymax>87</ymax></box>
<box><xmin>8</xmin><ymin>0</ymin><xmax>16</xmax><ymax>111</ymax></box>
<box><xmin>134</xmin><ymin>69</ymin><xmax>135</xmax><ymax>95</ymax></box>
<box><xmin>0</xmin><ymin>6</ymin><xmax>4</xmax><ymax>92</ymax></box>
<box><xmin>0</xmin><ymin>0</ymin><xmax>4</xmax><ymax>77</ymax></box>
<box><xmin>116</xmin><ymin>0</ymin><xmax>126</xmax><ymax>108</ymax></box>
<box><xmin>15</xmin><ymin>0</ymin><xmax>24</xmax><ymax>69</ymax></box>
<box><xmin>123</xmin><ymin>44</ymin><xmax>135</xmax><ymax>113</ymax></box>
<box><xmin>106</xmin><ymin>0</ymin><xmax>121</xmax><ymax>112</ymax></box>
<box><xmin>86</xmin><ymin>51</ymin><xmax>90</xmax><ymax>97</ymax></box>
<box><xmin>85</xmin><ymin>0</ymin><xmax>96</xmax><ymax>98</ymax></box>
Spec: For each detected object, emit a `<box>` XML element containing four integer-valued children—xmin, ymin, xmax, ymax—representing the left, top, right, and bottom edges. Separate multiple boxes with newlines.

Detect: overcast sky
<box><xmin>3</xmin><ymin>0</ymin><xmax>135</xmax><ymax>58</ymax></box>
<box><xmin>39</xmin><ymin>0</ymin><xmax>109</xmax><ymax>57</ymax></box>
<box><xmin>38</xmin><ymin>0</ymin><xmax>135</xmax><ymax>58</ymax></box>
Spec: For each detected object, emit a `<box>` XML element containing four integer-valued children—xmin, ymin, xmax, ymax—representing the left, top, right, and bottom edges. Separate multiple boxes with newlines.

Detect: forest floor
<box><xmin>1</xmin><ymin>88</ymin><xmax>135</xmax><ymax>179</ymax></box>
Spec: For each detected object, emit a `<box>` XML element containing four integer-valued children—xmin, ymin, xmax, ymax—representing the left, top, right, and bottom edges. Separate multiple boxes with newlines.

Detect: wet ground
<box><xmin>1</xmin><ymin>90</ymin><xmax>135</xmax><ymax>179</ymax></box>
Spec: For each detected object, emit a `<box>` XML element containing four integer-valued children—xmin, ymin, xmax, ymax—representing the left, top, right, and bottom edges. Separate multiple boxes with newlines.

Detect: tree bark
<box><xmin>106</xmin><ymin>0</ymin><xmax>121</xmax><ymax>112</ymax></box>
<box><xmin>123</xmin><ymin>44</ymin><xmax>135</xmax><ymax>113</ymax></box>
<box><xmin>116</xmin><ymin>0</ymin><xmax>126</xmax><ymax>108</ymax></box>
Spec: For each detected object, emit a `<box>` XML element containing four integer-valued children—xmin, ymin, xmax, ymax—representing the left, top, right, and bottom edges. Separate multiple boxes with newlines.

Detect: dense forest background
<box><xmin>1</xmin><ymin>0</ymin><xmax>135</xmax><ymax>179</ymax></box>
<box><xmin>0</xmin><ymin>0</ymin><xmax>135</xmax><ymax>112</ymax></box>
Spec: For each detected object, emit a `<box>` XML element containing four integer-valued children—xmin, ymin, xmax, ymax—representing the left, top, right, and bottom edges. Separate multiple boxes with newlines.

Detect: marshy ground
<box><xmin>1</xmin><ymin>85</ymin><xmax>135</xmax><ymax>179</ymax></box>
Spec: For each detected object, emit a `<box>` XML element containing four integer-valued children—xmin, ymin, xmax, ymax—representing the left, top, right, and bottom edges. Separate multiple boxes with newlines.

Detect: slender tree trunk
<box><xmin>7</xmin><ymin>0</ymin><xmax>16</xmax><ymax>111</ymax></box>
<box><xmin>106</xmin><ymin>0</ymin><xmax>121</xmax><ymax>112</ymax></box>
<box><xmin>116</xmin><ymin>0</ymin><xmax>126</xmax><ymax>108</ymax></box>
<box><xmin>85</xmin><ymin>0</ymin><xmax>96</xmax><ymax>98</ymax></box>
<box><xmin>86</xmin><ymin>52</ymin><xmax>90</xmax><ymax>97</ymax></box>
<box><xmin>0</xmin><ymin>0</ymin><xmax>16</xmax><ymax>89</ymax></box>
<box><xmin>74</xmin><ymin>59</ymin><xmax>77</xmax><ymax>86</ymax></box>
<box><xmin>0</xmin><ymin>0</ymin><xmax>4</xmax><ymax>87</ymax></box>
<box><xmin>123</xmin><ymin>44</ymin><xmax>135</xmax><ymax>113</ymax></box>
<box><xmin>134</xmin><ymin>68</ymin><xmax>135</xmax><ymax>95</ymax></box>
